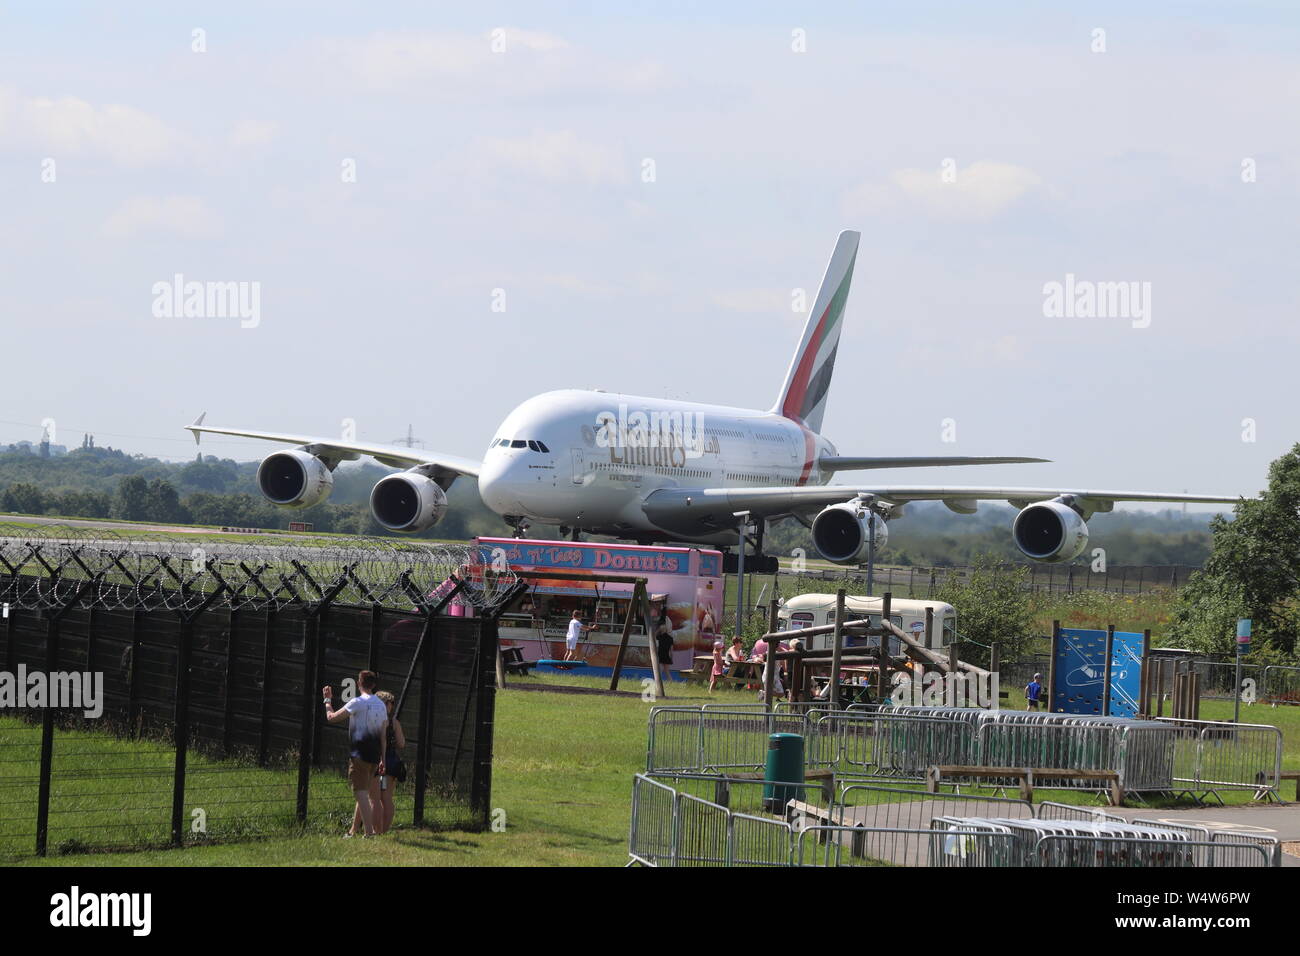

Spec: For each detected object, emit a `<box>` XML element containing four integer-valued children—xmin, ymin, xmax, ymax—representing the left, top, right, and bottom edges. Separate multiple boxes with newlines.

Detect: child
<box><xmin>1025</xmin><ymin>673</ymin><xmax>1044</xmax><ymax>711</ymax></box>
<box><xmin>708</xmin><ymin>639</ymin><xmax>726</xmax><ymax>692</ymax></box>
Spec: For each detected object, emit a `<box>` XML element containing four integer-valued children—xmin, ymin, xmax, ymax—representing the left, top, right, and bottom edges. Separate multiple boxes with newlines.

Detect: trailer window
<box><xmin>788</xmin><ymin>613</ymin><xmax>814</xmax><ymax>630</ymax></box>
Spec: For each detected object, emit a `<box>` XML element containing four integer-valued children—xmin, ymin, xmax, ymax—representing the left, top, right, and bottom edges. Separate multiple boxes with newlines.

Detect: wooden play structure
<box><xmin>757</xmin><ymin>590</ymin><xmax>994</xmax><ymax>709</ymax></box>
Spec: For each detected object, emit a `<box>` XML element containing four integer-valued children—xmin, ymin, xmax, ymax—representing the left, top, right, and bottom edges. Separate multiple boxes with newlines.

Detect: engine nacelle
<box><xmin>370</xmin><ymin>472</ymin><xmax>449</xmax><ymax>533</ymax></box>
<box><xmin>811</xmin><ymin>502</ymin><xmax>889</xmax><ymax>565</ymax></box>
<box><xmin>1012</xmin><ymin>499</ymin><xmax>1089</xmax><ymax>563</ymax></box>
<box><xmin>256</xmin><ymin>450</ymin><xmax>334</xmax><ymax>509</ymax></box>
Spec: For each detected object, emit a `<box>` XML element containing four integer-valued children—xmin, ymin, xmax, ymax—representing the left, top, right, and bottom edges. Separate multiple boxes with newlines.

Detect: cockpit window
<box><xmin>527</xmin><ymin>441</ymin><xmax>540</xmax><ymax>451</ymax></box>
<box><xmin>536</xmin><ymin>441</ymin><xmax>550</xmax><ymax>453</ymax></box>
<box><xmin>510</xmin><ymin>440</ymin><xmax>526</xmax><ymax>448</ymax></box>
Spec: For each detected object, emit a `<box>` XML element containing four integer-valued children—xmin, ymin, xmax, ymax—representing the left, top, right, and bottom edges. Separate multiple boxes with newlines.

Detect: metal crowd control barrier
<box><xmin>646</xmin><ymin>707</ymin><xmax>806</xmax><ymax>774</ymax></box>
<box><xmin>1263</xmin><ymin>665</ymin><xmax>1300</xmax><ymax>705</ymax></box>
<box><xmin>629</xmin><ymin>774</ymin><xmax>1280</xmax><ymax>867</ymax></box>
<box><xmin>1024</xmin><ymin>801</ymin><xmax>1282</xmax><ymax>866</ymax></box>
<box><xmin>647</xmin><ymin>706</ymin><xmax>1282</xmax><ymax>802</ymax></box>
<box><xmin>835</xmin><ymin>784</ymin><xmax>1033</xmax><ymax>830</ymax></box>
<box><xmin>648</xmin><ymin>771</ymin><xmax>831</xmax><ymax>817</ymax></box>
<box><xmin>729</xmin><ymin>812</ymin><xmax>795</xmax><ymax>866</ymax></box>
<box><xmin>674</xmin><ymin>792</ymin><xmax>729</xmax><ymax>866</ymax></box>
<box><xmin>1035</xmin><ymin>835</ymin><xmax>1271</xmax><ymax>868</ymax></box>
<box><xmin>628</xmin><ymin>774</ymin><xmax>677</xmax><ymax>866</ymax></box>
<box><xmin>807</xmin><ymin>711</ymin><xmax>976</xmax><ymax>776</ymax></box>
<box><xmin>1155</xmin><ymin>718</ymin><xmax>1282</xmax><ymax>799</ymax></box>
<box><xmin>795</xmin><ymin>825</ymin><xmax>1021</xmax><ymax>867</ymax></box>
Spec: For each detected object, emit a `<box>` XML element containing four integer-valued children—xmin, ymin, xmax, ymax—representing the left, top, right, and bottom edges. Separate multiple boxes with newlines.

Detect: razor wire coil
<box><xmin>0</xmin><ymin>524</ymin><xmax>518</xmax><ymax>613</ymax></box>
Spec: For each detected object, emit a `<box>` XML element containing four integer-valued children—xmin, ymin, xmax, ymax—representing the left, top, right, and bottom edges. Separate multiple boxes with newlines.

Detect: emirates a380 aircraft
<box><xmin>187</xmin><ymin>231</ymin><xmax>1240</xmax><ymax>566</ymax></box>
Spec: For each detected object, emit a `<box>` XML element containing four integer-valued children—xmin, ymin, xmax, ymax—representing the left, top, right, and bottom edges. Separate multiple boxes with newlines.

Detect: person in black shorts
<box><xmin>1025</xmin><ymin>673</ymin><xmax>1044</xmax><ymax>711</ymax></box>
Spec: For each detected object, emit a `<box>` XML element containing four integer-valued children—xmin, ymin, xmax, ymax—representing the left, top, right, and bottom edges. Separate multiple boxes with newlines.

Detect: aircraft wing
<box><xmin>185</xmin><ymin>415</ymin><xmax>482</xmax><ymax>478</ymax></box>
<box><xmin>819</xmin><ymin>456</ymin><xmax>1048</xmax><ymax>472</ymax></box>
<box><xmin>643</xmin><ymin>484</ymin><xmax>1240</xmax><ymax>530</ymax></box>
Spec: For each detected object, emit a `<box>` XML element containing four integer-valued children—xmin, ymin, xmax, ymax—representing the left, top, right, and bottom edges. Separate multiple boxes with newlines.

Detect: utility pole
<box><xmin>734</xmin><ymin>511</ymin><xmax>750</xmax><ymax>641</ymax></box>
<box><xmin>866</xmin><ymin>505</ymin><xmax>877</xmax><ymax>596</ymax></box>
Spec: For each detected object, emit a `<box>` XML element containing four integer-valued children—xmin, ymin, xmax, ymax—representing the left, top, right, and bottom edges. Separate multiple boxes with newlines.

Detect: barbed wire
<box><xmin>0</xmin><ymin>525</ymin><xmax>519</xmax><ymax>614</ymax></box>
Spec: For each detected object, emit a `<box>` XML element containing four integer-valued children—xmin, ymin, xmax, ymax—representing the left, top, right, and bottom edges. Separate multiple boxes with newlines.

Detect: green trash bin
<box><xmin>763</xmin><ymin>733</ymin><xmax>805</xmax><ymax>813</ymax></box>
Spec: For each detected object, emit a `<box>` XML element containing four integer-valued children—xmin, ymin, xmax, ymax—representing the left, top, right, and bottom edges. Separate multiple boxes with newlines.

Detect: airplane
<box><xmin>186</xmin><ymin>230</ymin><xmax>1241</xmax><ymax>568</ymax></box>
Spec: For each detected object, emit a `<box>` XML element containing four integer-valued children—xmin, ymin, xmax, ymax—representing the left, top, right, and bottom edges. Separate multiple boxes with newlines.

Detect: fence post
<box><xmin>34</xmin><ymin>613</ymin><xmax>60</xmax><ymax>856</ymax></box>
<box><xmin>471</xmin><ymin>617</ymin><xmax>497</xmax><ymax>828</ymax></box>
<box><xmin>1138</xmin><ymin>629</ymin><xmax>1152</xmax><ymax>717</ymax></box>
<box><xmin>171</xmin><ymin>616</ymin><xmax>195</xmax><ymax>846</ymax></box>
<box><xmin>1101</xmin><ymin>624</ymin><xmax>1115</xmax><ymax>717</ymax></box>
<box><xmin>296</xmin><ymin>612</ymin><xmax>320</xmax><ymax>823</ymax></box>
<box><xmin>312</xmin><ymin>607</ymin><xmax>329</xmax><ymax>767</ymax></box>
<box><xmin>412</xmin><ymin>611</ymin><xmax>437</xmax><ymax>826</ymax></box>
<box><xmin>1047</xmin><ymin>620</ymin><xmax>1060</xmax><ymax>713</ymax></box>
<box><xmin>128</xmin><ymin>606</ymin><xmax>142</xmax><ymax>737</ymax></box>
<box><xmin>368</xmin><ymin>604</ymin><xmax>382</xmax><ymax>673</ymax></box>
<box><xmin>829</xmin><ymin>589</ymin><xmax>845</xmax><ymax>710</ymax></box>
<box><xmin>877</xmin><ymin>592</ymin><xmax>894</xmax><ymax>701</ymax></box>
<box><xmin>222</xmin><ymin>608</ymin><xmax>238</xmax><ymax>756</ymax></box>
<box><xmin>258</xmin><ymin>609</ymin><xmax>275</xmax><ymax>766</ymax></box>
<box><xmin>4</xmin><ymin>599</ymin><xmax>14</xmax><ymax>675</ymax></box>
<box><xmin>86</xmin><ymin>605</ymin><xmax>98</xmax><ymax>683</ymax></box>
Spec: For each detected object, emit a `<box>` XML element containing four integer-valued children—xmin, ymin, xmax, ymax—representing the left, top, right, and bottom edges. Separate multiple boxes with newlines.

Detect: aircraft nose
<box><xmin>478</xmin><ymin>453</ymin><xmax>522</xmax><ymax>514</ymax></box>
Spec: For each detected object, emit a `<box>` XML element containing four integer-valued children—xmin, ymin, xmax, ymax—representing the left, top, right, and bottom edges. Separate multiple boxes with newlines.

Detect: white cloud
<box><xmin>321</xmin><ymin>28</ymin><xmax>568</xmax><ymax>90</ymax></box>
<box><xmin>230</xmin><ymin>119</ymin><xmax>277</xmax><ymax>148</ymax></box>
<box><xmin>476</xmin><ymin>130</ymin><xmax>625</xmax><ymax>184</ymax></box>
<box><xmin>101</xmin><ymin>196</ymin><xmax>223</xmax><ymax>239</ymax></box>
<box><xmin>312</xmin><ymin>28</ymin><xmax>668</xmax><ymax>97</ymax></box>
<box><xmin>0</xmin><ymin>86</ymin><xmax>183</xmax><ymax>166</ymax></box>
<box><xmin>844</xmin><ymin>161</ymin><xmax>1042</xmax><ymax>221</ymax></box>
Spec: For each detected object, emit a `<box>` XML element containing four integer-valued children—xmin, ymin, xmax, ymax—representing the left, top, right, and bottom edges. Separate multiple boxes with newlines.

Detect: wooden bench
<box><xmin>927</xmin><ymin>764</ymin><xmax>1124</xmax><ymax>806</ymax></box>
<box><xmin>712</xmin><ymin>768</ymin><xmax>835</xmax><ymax>809</ymax></box>
<box><xmin>786</xmin><ymin>798</ymin><xmax>876</xmax><ymax>857</ymax></box>
<box><xmin>500</xmin><ymin>647</ymin><xmax>532</xmax><ymax>676</ymax></box>
<box><xmin>693</xmin><ymin>656</ymin><xmax>765</xmax><ymax>687</ymax></box>
<box><xmin>1279</xmin><ymin>770</ymin><xmax>1300</xmax><ymax>801</ymax></box>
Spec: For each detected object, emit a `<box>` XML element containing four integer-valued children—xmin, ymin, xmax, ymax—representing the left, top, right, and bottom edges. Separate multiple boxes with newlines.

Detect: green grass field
<box><xmin>3</xmin><ymin>672</ymin><xmax>1297</xmax><ymax>867</ymax></box>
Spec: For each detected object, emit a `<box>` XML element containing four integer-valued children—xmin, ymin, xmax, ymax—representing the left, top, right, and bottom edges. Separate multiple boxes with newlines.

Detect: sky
<box><xmin>1</xmin><ymin>2</ymin><xmax>1297</xmax><ymax>511</ymax></box>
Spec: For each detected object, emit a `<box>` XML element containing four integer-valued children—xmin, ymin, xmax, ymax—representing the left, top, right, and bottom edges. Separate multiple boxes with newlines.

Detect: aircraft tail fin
<box><xmin>772</xmin><ymin>229</ymin><xmax>860</xmax><ymax>434</ymax></box>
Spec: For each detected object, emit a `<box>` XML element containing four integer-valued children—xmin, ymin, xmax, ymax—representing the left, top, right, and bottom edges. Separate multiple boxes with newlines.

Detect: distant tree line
<box><xmin>0</xmin><ymin>445</ymin><xmax>550</xmax><ymax>539</ymax></box>
<box><xmin>0</xmin><ymin>444</ymin><xmax>1218</xmax><ymax>561</ymax></box>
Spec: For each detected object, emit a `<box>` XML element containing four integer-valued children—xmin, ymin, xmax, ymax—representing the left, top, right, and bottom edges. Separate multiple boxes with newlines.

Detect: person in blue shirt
<box><xmin>1025</xmin><ymin>673</ymin><xmax>1044</xmax><ymax>711</ymax></box>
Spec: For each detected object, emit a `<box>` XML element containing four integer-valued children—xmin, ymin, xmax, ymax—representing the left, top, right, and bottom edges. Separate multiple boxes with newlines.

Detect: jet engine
<box><xmin>1012</xmin><ymin>498</ymin><xmax>1089</xmax><ymax>563</ymax></box>
<box><xmin>369</xmin><ymin>471</ymin><xmax>449</xmax><ymax>533</ymax></box>
<box><xmin>811</xmin><ymin>501</ymin><xmax>889</xmax><ymax>565</ymax></box>
<box><xmin>256</xmin><ymin>450</ymin><xmax>334</xmax><ymax>508</ymax></box>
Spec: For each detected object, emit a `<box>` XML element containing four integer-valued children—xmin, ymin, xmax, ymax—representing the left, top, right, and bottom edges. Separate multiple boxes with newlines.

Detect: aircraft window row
<box><xmin>705</xmin><ymin>428</ymin><xmax>744</xmax><ymax>439</ymax></box>
<box><xmin>491</xmin><ymin>439</ymin><xmax>551</xmax><ymax>453</ymax></box>
<box><xmin>726</xmin><ymin>472</ymin><xmax>792</xmax><ymax>484</ymax></box>
<box><xmin>593</xmin><ymin>462</ymin><xmax>714</xmax><ymax>480</ymax></box>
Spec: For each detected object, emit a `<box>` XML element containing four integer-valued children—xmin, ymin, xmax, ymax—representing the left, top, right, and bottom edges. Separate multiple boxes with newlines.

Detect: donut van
<box><xmin>474</xmin><ymin>537</ymin><xmax>724</xmax><ymax>676</ymax></box>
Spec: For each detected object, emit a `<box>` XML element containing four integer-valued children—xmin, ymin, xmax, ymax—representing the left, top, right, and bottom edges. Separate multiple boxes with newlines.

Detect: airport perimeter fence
<box><xmin>731</xmin><ymin>562</ymin><xmax>1197</xmax><ymax>607</ymax></box>
<box><xmin>629</xmin><ymin>774</ymin><xmax>1278</xmax><ymax>867</ymax></box>
<box><xmin>645</xmin><ymin>706</ymin><xmax>1283</xmax><ymax>800</ymax></box>
<box><xmin>1141</xmin><ymin>656</ymin><xmax>1300</xmax><ymax>708</ymax></box>
<box><xmin>0</xmin><ymin>526</ymin><xmax>520</xmax><ymax>859</ymax></box>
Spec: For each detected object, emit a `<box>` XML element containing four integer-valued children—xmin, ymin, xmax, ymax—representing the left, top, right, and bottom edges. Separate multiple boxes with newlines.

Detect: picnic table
<box><xmin>692</xmin><ymin>656</ymin><xmax>765</xmax><ymax>686</ymax></box>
